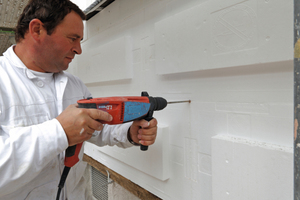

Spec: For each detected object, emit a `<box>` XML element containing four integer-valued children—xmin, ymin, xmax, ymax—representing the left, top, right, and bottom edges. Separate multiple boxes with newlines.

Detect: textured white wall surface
<box><xmin>212</xmin><ymin>135</ymin><xmax>293</xmax><ymax>200</ymax></box>
<box><xmin>108</xmin><ymin>182</ymin><xmax>140</xmax><ymax>200</ymax></box>
<box><xmin>70</xmin><ymin>0</ymin><xmax>293</xmax><ymax>199</ymax></box>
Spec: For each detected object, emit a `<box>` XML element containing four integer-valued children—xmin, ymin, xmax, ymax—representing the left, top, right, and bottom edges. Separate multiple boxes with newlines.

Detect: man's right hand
<box><xmin>56</xmin><ymin>104</ymin><xmax>113</xmax><ymax>146</ymax></box>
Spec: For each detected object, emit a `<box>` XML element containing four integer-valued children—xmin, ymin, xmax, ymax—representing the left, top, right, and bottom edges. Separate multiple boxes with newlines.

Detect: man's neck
<box><xmin>14</xmin><ymin>42</ymin><xmax>45</xmax><ymax>73</ymax></box>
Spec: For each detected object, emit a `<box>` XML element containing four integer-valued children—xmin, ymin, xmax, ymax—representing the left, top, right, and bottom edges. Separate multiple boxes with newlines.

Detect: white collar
<box><xmin>3</xmin><ymin>45</ymin><xmax>65</xmax><ymax>81</ymax></box>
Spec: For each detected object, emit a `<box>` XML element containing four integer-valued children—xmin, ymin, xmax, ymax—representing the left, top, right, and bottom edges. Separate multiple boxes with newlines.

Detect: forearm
<box><xmin>0</xmin><ymin>119</ymin><xmax>68</xmax><ymax>196</ymax></box>
<box><xmin>88</xmin><ymin>122</ymin><xmax>133</xmax><ymax>148</ymax></box>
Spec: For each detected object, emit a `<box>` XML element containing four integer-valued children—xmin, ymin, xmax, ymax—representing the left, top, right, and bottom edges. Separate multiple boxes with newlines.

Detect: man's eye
<box><xmin>69</xmin><ymin>37</ymin><xmax>76</xmax><ymax>41</ymax></box>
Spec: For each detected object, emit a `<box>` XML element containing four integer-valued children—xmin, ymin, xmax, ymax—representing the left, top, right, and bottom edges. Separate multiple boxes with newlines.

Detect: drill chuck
<box><xmin>149</xmin><ymin>97</ymin><xmax>168</xmax><ymax>111</ymax></box>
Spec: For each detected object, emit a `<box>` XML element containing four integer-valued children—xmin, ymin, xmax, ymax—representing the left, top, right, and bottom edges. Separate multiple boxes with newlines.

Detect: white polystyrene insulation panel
<box><xmin>212</xmin><ymin>134</ymin><xmax>293</xmax><ymax>200</ymax></box>
<box><xmin>155</xmin><ymin>0</ymin><xmax>293</xmax><ymax>75</ymax></box>
<box><xmin>76</xmin><ymin>36</ymin><xmax>133</xmax><ymax>83</ymax></box>
<box><xmin>69</xmin><ymin>0</ymin><xmax>294</xmax><ymax>199</ymax></box>
<box><xmin>85</xmin><ymin>124</ymin><xmax>170</xmax><ymax>181</ymax></box>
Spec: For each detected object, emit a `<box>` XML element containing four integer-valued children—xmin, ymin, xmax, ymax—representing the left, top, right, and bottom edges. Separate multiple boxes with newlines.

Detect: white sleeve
<box><xmin>0</xmin><ymin>119</ymin><xmax>68</xmax><ymax>196</ymax></box>
<box><xmin>88</xmin><ymin>122</ymin><xmax>134</xmax><ymax>148</ymax></box>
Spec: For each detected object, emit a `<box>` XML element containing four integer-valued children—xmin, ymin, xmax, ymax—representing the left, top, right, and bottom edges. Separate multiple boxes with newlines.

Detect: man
<box><xmin>0</xmin><ymin>0</ymin><xmax>158</xmax><ymax>199</ymax></box>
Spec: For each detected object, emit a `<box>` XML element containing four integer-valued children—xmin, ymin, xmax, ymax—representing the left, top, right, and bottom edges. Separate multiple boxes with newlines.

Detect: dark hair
<box><xmin>15</xmin><ymin>0</ymin><xmax>86</xmax><ymax>43</ymax></box>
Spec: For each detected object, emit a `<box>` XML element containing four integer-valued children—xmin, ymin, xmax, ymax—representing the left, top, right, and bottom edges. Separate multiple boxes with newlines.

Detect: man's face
<box><xmin>36</xmin><ymin>11</ymin><xmax>84</xmax><ymax>73</ymax></box>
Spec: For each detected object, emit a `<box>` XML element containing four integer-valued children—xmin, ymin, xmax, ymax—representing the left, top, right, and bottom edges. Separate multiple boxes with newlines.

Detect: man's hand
<box><xmin>128</xmin><ymin>118</ymin><xmax>158</xmax><ymax>146</ymax></box>
<box><xmin>56</xmin><ymin>104</ymin><xmax>113</xmax><ymax>146</ymax></box>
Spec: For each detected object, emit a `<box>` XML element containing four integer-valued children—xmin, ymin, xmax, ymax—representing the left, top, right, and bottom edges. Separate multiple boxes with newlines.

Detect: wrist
<box><xmin>127</xmin><ymin>128</ymin><xmax>140</xmax><ymax>146</ymax></box>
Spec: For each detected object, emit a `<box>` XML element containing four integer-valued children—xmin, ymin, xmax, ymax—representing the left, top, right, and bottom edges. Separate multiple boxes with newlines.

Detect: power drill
<box><xmin>56</xmin><ymin>92</ymin><xmax>167</xmax><ymax>199</ymax></box>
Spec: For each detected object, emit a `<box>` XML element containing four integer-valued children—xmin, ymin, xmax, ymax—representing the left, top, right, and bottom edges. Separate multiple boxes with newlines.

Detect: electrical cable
<box><xmin>56</xmin><ymin>166</ymin><xmax>71</xmax><ymax>200</ymax></box>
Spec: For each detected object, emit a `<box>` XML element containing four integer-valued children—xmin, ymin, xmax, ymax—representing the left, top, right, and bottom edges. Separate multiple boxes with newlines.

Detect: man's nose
<box><xmin>72</xmin><ymin>42</ymin><xmax>82</xmax><ymax>55</ymax></box>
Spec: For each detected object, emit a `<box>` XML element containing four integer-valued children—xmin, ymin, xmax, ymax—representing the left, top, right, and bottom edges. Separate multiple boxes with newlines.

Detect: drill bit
<box><xmin>167</xmin><ymin>100</ymin><xmax>191</xmax><ymax>104</ymax></box>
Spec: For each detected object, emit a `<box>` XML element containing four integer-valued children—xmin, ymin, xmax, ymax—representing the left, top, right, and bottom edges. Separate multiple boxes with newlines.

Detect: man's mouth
<box><xmin>66</xmin><ymin>57</ymin><xmax>74</xmax><ymax>62</ymax></box>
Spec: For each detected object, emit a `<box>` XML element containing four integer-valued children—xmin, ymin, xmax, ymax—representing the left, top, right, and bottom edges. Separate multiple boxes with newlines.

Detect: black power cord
<box><xmin>56</xmin><ymin>166</ymin><xmax>71</xmax><ymax>200</ymax></box>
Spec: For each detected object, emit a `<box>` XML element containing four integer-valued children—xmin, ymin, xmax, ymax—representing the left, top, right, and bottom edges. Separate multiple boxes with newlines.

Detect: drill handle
<box><xmin>65</xmin><ymin>142</ymin><xmax>83</xmax><ymax>167</ymax></box>
<box><xmin>140</xmin><ymin>113</ymin><xmax>153</xmax><ymax>151</ymax></box>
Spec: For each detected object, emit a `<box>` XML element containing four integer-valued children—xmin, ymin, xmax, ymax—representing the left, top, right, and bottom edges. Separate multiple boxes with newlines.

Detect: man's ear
<box><xmin>28</xmin><ymin>19</ymin><xmax>45</xmax><ymax>41</ymax></box>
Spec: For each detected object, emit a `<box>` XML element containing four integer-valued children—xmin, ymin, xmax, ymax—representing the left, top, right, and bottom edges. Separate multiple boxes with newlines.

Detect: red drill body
<box><xmin>65</xmin><ymin>93</ymin><xmax>167</xmax><ymax>168</ymax></box>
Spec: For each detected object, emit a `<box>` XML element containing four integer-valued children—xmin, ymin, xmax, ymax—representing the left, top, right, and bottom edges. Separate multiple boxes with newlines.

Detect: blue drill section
<box><xmin>123</xmin><ymin>102</ymin><xmax>150</xmax><ymax>122</ymax></box>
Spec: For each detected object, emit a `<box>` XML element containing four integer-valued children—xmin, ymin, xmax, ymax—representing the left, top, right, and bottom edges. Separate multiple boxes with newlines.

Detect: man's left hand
<box><xmin>128</xmin><ymin>118</ymin><xmax>158</xmax><ymax>146</ymax></box>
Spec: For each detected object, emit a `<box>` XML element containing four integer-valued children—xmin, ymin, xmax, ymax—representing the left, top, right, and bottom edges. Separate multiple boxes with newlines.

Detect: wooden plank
<box><xmin>83</xmin><ymin>154</ymin><xmax>162</xmax><ymax>200</ymax></box>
